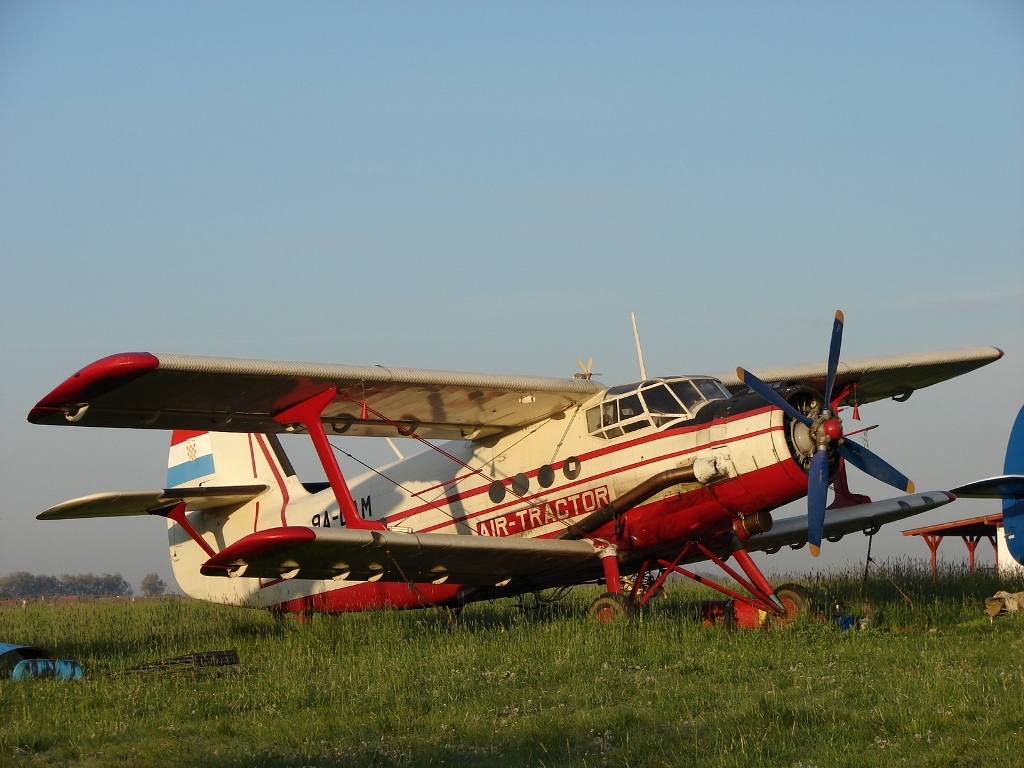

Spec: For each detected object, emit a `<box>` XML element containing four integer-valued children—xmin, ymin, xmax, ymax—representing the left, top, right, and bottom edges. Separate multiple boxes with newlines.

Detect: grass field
<box><xmin>2</xmin><ymin>564</ymin><xmax>1024</xmax><ymax>767</ymax></box>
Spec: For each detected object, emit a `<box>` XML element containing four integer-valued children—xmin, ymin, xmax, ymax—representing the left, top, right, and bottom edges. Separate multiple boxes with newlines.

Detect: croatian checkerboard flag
<box><xmin>167</xmin><ymin>431</ymin><xmax>215</xmax><ymax>487</ymax></box>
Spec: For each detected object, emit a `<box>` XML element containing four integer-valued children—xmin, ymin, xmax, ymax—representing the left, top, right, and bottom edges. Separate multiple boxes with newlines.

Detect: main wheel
<box><xmin>588</xmin><ymin>592</ymin><xmax>637</xmax><ymax>624</ymax></box>
<box><xmin>772</xmin><ymin>583</ymin><xmax>811</xmax><ymax>624</ymax></box>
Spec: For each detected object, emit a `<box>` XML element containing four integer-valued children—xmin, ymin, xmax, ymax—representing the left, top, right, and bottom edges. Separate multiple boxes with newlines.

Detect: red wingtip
<box><xmin>28</xmin><ymin>353</ymin><xmax>160</xmax><ymax>424</ymax></box>
<box><xmin>202</xmin><ymin>526</ymin><xmax>317</xmax><ymax>573</ymax></box>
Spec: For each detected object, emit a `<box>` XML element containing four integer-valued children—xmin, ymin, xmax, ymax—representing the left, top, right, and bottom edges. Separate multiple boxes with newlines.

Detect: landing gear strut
<box><xmin>628</xmin><ymin>539</ymin><xmax>795</xmax><ymax>622</ymax></box>
<box><xmin>588</xmin><ymin>546</ymin><xmax>637</xmax><ymax>623</ymax></box>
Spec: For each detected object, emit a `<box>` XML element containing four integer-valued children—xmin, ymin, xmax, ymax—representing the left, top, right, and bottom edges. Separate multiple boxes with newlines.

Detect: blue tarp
<box><xmin>0</xmin><ymin>642</ymin><xmax>53</xmax><ymax>677</ymax></box>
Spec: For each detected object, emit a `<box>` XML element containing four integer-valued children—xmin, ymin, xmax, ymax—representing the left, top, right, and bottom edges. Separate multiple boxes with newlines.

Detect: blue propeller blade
<box><xmin>807</xmin><ymin>449</ymin><xmax>830</xmax><ymax>557</ymax></box>
<box><xmin>736</xmin><ymin>367</ymin><xmax>813</xmax><ymax>426</ymax></box>
<box><xmin>838</xmin><ymin>440</ymin><xmax>915</xmax><ymax>494</ymax></box>
<box><xmin>823</xmin><ymin>310</ymin><xmax>844</xmax><ymax>407</ymax></box>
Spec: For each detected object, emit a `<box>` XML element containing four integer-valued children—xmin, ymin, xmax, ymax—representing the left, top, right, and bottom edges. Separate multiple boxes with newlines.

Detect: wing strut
<box><xmin>274</xmin><ymin>389</ymin><xmax>384</xmax><ymax>531</ymax></box>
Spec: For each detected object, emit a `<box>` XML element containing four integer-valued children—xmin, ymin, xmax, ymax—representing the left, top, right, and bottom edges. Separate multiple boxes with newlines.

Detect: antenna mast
<box><xmin>631</xmin><ymin>312</ymin><xmax>648</xmax><ymax>380</ymax></box>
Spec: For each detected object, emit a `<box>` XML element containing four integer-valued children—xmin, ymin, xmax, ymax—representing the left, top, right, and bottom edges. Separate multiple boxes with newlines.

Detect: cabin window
<box><xmin>587</xmin><ymin>392</ymin><xmax>653</xmax><ymax>439</ymax></box>
<box><xmin>602</xmin><ymin>401</ymin><xmax>618</xmax><ymax>428</ymax></box>
<box><xmin>538</xmin><ymin>464</ymin><xmax>555</xmax><ymax>488</ymax></box>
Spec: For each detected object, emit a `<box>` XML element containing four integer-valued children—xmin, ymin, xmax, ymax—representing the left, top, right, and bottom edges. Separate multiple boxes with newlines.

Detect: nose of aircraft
<box><xmin>822</xmin><ymin>417</ymin><xmax>842</xmax><ymax>442</ymax></box>
<box><xmin>736</xmin><ymin>310</ymin><xmax>915</xmax><ymax>556</ymax></box>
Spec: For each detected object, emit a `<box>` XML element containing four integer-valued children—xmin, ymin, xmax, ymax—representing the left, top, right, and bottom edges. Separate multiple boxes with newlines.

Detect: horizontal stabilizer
<box><xmin>200</xmin><ymin>526</ymin><xmax>601</xmax><ymax>591</ymax></box>
<box><xmin>951</xmin><ymin>476</ymin><xmax>1024</xmax><ymax>500</ymax></box>
<box><xmin>746</xmin><ymin>491</ymin><xmax>955</xmax><ymax>553</ymax></box>
<box><xmin>37</xmin><ymin>485</ymin><xmax>268</xmax><ymax>520</ymax></box>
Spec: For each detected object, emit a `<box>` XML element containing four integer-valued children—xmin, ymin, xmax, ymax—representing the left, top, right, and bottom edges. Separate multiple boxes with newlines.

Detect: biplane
<box><xmin>30</xmin><ymin>313</ymin><xmax>1001</xmax><ymax>621</ymax></box>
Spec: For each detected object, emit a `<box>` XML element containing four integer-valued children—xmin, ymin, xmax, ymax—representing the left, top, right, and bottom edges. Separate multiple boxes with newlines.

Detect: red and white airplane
<box><xmin>29</xmin><ymin>313</ymin><xmax>1001</xmax><ymax>621</ymax></box>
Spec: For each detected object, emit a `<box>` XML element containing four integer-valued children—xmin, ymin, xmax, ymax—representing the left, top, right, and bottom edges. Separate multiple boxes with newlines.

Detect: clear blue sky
<box><xmin>2</xmin><ymin>2</ymin><xmax>1021</xmax><ymax>590</ymax></box>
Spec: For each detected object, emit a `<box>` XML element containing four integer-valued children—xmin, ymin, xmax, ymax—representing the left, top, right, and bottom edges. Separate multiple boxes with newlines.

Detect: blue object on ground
<box><xmin>0</xmin><ymin>642</ymin><xmax>54</xmax><ymax>677</ymax></box>
<box><xmin>11</xmin><ymin>658</ymin><xmax>83</xmax><ymax>681</ymax></box>
<box><xmin>835</xmin><ymin>614</ymin><xmax>854</xmax><ymax>631</ymax></box>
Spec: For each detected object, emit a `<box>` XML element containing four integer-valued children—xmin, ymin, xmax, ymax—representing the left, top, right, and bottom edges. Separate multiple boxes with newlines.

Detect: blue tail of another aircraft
<box><xmin>1001</xmin><ymin>407</ymin><xmax>1024</xmax><ymax>563</ymax></box>
<box><xmin>952</xmin><ymin>406</ymin><xmax>1024</xmax><ymax>564</ymax></box>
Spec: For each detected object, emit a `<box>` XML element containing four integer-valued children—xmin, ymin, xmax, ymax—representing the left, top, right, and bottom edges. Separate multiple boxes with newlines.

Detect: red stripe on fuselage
<box><xmin>254</xmin><ymin>433</ymin><xmax>290</xmax><ymax>526</ymax></box>
<box><xmin>411</xmin><ymin>423</ymin><xmax>782</xmax><ymax>534</ymax></box>
<box><xmin>276</xmin><ymin>581</ymin><xmax>465</xmax><ymax>614</ymax></box>
<box><xmin>386</xmin><ymin>406</ymin><xmax>776</xmax><ymax>526</ymax></box>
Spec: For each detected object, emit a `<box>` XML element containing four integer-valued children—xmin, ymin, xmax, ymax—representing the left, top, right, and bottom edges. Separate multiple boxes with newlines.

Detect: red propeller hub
<box><xmin>822</xmin><ymin>418</ymin><xmax>843</xmax><ymax>442</ymax></box>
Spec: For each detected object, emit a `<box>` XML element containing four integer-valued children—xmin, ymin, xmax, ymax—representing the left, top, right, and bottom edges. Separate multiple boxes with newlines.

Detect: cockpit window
<box><xmin>641</xmin><ymin>384</ymin><xmax>686</xmax><ymax>426</ymax></box>
<box><xmin>602</xmin><ymin>401</ymin><xmax>618</xmax><ymax>428</ymax></box>
<box><xmin>586</xmin><ymin>376</ymin><xmax>731</xmax><ymax>440</ymax></box>
<box><xmin>668</xmin><ymin>380</ymin><xmax>704</xmax><ymax>411</ymax></box>
<box><xmin>587</xmin><ymin>391</ymin><xmax>650</xmax><ymax>440</ymax></box>
<box><xmin>693</xmin><ymin>378</ymin><xmax>731</xmax><ymax>400</ymax></box>
<box><xmin>618</xmin><ymin>394</ymin><xmax>643</xmax><ymax>420</ymax></box>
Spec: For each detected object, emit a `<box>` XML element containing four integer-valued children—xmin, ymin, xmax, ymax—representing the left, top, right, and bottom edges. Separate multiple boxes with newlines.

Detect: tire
<box><xmin>772</xmin><ymin>583</ymin><xmax>811</xmax><ymax>623</ymax></box>
<box><xmin>588</xmin><ymin>592</ymin><xmax>637</xmax><ymax>624</ymax></box>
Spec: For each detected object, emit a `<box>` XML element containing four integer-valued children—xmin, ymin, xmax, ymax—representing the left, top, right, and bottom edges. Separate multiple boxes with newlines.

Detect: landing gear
<box><xmin>588</xmin><ymin>592</ymin><xmax>637</xmax><ymax>624</ymax></box>
<box><xmin>771</xmin><ymin>583</ymin><xmax>810</xmax><ymax>624</ymax></box>
<box><xmin>630</xmin><ymin>539</ymin><xmax>794</xmax><ymax>624</ymax></box>
<box><xmin>589</xmin><ymin>545</ymin><xmax>636</xmax><ymax>623</ymax></box>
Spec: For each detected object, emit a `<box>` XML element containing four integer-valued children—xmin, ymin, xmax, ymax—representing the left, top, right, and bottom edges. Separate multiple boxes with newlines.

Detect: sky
<box><xmin>1</xmin><ymin>2</ymin><xmax>1022</xmax><ymax>593</ymax></box>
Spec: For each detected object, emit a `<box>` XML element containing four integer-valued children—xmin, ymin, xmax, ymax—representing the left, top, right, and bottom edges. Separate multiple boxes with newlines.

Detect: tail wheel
<box><xmin>772</xmin><ymin>583</ymin><xmax>811</xmax><ymax>624</ymax></box>
<box><xmin>588</xmin><ymin>592</ymin><xmax>637</xmax><ymax>624</ymax></box>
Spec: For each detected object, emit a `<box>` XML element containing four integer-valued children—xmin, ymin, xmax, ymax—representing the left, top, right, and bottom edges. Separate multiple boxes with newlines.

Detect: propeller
<box><xmin>574</xmin><ymin>357</ymin><xmax>602</xmax><ymax>380</ymax></box>
<box><xmin>737</xmin><ymin>310</ymin><xmax>914</xmax><ymax>556</ymax></box>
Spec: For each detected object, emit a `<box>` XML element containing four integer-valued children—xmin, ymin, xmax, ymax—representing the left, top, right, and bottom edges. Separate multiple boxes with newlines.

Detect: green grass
<box><xmin>2</xmin><ymin>565</ymin><xmax>1024</xmax><ymax>767</ymax></box>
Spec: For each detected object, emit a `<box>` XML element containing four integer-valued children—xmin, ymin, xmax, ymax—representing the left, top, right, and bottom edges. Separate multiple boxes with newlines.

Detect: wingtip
<box><xmin>809</xmin><ymin>543</ymin><xmax>821</xmax><ymax>557</ymax></box>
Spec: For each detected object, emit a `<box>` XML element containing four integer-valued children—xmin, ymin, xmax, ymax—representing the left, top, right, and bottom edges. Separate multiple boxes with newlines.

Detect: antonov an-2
<box><xmin>30</xmin><ymin>312</ymin><xmax>1001</xmax><ymax>622</ymax></box>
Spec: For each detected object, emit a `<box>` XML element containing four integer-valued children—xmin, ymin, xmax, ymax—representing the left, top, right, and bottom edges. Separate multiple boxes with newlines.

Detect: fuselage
<box><xmin>169</xmin><ymin>378</ymin><xmax>814</xmax><ymax>613</ymax></box>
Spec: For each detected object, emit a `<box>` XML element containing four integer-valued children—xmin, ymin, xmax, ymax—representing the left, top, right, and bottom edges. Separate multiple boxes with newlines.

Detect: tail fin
<box><xmin>951</xmin><ymin>406</ymin><xmax>1024</xmax><ymax>564</ymax></box>
<box><xmin>166</xmin><ymin>431</ymin><xmax>307</xmax><ymax>604</ymax></box>
<box><xmin>1001</xmin><ymin>407</ymin><xmax>1024</xmax><ymax>563</ymax></box>
<box><xmin>167</xmin><ymin>430</ymin><xmax>297</xmax><ymax>489</ymax></box>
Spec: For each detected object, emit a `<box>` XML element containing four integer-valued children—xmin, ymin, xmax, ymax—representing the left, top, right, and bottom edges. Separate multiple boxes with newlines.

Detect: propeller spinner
<box><xmin>737</xmin><ymin>311</ymin><xmax>914</xmax><ymax>556</ymax></box>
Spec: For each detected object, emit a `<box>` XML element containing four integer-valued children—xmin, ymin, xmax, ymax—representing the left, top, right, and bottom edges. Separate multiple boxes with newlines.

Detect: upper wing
<box><xmin>28</xmin><ymin>352</ymin><xmax>606</xmax><ymax>440</ymax></box>
<box><xmin>745</xmin><ymin>490</ymin><xmax>955</xmax><ymax>553</ymax></box>
<box><xmin>200</xmin><ymin>526</ymin><xmax>602</xmax><ymax>591</ymax></box>
<box><xmin>37</xmin><ymin>485</ymin><xmax>269</xmax><ymax>520</ymax></box>
<box><xmin>714</xmin><ymin>347</ymin><xmax>1002</xmax><ymax>407</ymax></box>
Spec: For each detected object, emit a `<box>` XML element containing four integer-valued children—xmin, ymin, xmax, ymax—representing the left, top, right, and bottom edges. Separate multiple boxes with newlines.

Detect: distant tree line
<box><xmin>0</xmin><ymin>572</ymin><xmax>134</xmax><ymax>599</ymax></box>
